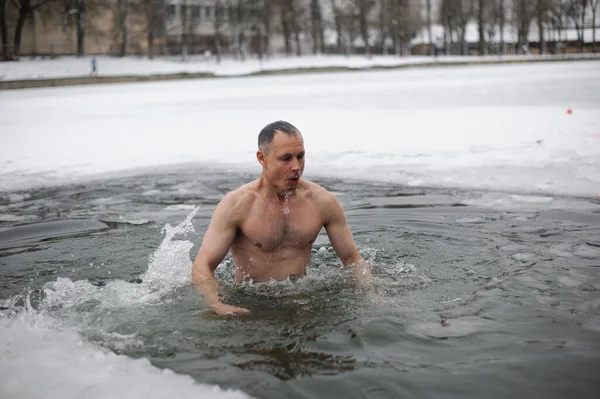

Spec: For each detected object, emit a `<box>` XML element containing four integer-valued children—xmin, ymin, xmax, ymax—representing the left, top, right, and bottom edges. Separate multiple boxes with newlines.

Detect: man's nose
<box><xmin>290</xmin><ymin>158</ymin><xmax>300</xmax><ymax>171</ymax></box>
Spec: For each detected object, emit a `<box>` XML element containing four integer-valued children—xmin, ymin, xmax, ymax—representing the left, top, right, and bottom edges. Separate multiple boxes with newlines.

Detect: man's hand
<box><xmin>191</xmin><ymin>276</ymin><xmax>251</xmax><ymax>316</ymax></box>
<box><xmin>213</xmin><ymin>303</ymin><xmax>250</xmax><ymax>316</ymax></box>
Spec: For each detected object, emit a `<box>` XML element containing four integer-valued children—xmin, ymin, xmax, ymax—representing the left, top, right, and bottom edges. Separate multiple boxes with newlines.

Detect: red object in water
<box><xmin>567</xmin><ymin>108</ymin><xmax>573</xmax><ymax>115</ymax></box>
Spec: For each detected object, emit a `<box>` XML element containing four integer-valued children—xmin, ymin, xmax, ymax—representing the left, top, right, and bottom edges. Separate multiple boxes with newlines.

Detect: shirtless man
<box><xmin>191</xmin><ymin>121</ymin><xmax>371</xmax><ymax>315</ymax></box>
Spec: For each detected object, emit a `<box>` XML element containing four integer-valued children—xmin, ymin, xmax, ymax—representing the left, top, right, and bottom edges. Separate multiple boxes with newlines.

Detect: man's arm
<box><xmin>192</xmin><ymin>192</ymin><xmax>250</xmax><ymax>316</ymax></box>
<box><xmin>323</xmin><ymin>194</ymin><xmax>372</xmax><ymax>281</ymax></box>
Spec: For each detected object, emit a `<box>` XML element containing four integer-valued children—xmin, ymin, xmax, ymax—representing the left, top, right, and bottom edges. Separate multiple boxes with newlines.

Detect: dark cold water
<box><xmin>1</xmin><ymin>165</ymin><xmax>600</xmax><ymax>399</ymax></box>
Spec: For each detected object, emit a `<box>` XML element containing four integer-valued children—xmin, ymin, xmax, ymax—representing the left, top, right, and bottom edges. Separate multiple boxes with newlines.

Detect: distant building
<box><xmin>161</xmin><ymin>0</ymin><xmax>316</xmax><ymax>57</ymax></box>
<box><xmin>163</xmin><ymin>0</ymin><xmax>262</xmax><ymax>56</ymax></box>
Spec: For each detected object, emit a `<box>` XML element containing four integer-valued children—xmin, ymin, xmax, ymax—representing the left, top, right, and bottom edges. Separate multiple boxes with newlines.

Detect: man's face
<box><xmin>258</xmin><ymin>132</ymin><xmax>305</xmax><ymax>193</ymax></box>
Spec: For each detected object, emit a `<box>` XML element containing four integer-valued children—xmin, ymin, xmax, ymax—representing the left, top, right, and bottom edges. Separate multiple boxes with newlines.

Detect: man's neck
<box><xmin>258</xmin><ymin>176</ymin><xmax>297</xmax><ymax>202</ymax></box>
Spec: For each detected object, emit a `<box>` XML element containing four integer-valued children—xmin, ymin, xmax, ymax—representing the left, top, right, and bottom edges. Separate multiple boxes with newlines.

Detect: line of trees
<box><xmin>1</xmin><ymin>0</ymin><xmax>167</xmax><ymax>60</ymax></box>
<box><xmin>2</xmin><ymin>0</ymin><xmax>599</xmax><ymax>61</ymax></box>
<box><xmin>440</xmin><ymin>0</ymin><xmax>598</xmax><ymax>55</ymax></box>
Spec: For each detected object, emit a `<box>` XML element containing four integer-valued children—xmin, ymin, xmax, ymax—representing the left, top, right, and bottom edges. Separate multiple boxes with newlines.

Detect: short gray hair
<box><xmin>258</xmin><ymin>121</ymin><xmax>301</xmax><ymax>152</ymax></box>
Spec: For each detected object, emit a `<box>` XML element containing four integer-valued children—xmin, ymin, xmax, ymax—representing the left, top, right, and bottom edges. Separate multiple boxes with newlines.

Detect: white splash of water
<box><xmin>141</xmin><ymin>206</ymin><xmax>199</xmax><ymax>291</ymax></box>
<box><xmin>41</xmin><ymin>206</ymin><xmax>200</xmax><ymax>310</ymax></box>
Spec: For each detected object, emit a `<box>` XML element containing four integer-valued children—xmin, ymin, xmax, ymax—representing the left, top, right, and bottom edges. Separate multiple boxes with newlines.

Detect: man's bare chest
<box><xmin>239</xmin><ymin>202</ymin><xmax>322</xmax><ymax>251</ymax></box>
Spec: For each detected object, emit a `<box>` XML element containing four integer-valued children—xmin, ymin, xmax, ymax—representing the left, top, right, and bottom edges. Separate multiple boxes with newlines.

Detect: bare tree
<box><xmin>426</xmin><ymin>0</ymin><xmax>433</xmax><ymax>55</ymax></box>
<box><xmin>498</xmin><ymin>0</ymin><xmax>505</xmax><ymax>53</ymax></box>
<box><xmin>11</xmin><ymin>0</ymin><xmax>55</xmax><ymax>59</ymax></box>
<box><xmin>291</xmin><ymin>0</ymin><xmax>303</xmax><ymax>56</ymax></box>
<box><xmin>478</xmin><ymin>0</ymin><xmax>485</xmax><ymax>54</ymax></box>
<box><xmin>591</xmin><ymin>0</ymin><xmax>599</xmax><ymax>52</ymax></box>
<box><xmin>179</xmin><ymin>0</ymin><xmax>190</xmax><ymax>60</ymax></box>
<box><xmin>246</xmin><ymin>0</ymin><xmax>267</xmax><ymax>60</ymax></box>
<box><xmin>536</xmin><ymin>0</ymin><xmax>550</xmax><ymax>54</ymax></box>
<box><xmin>310</xmin><ymin>0</ymin><xmax>324</xmax><ymax>54</ymax></box>
<box><xmin>231</xmin><ymin>0</ymin><xmax>247</xmax><ymax>59</ymax></box>
<box><xmin>566</xmin><ymin>0</ymin><xmax>588</xmax><ymax>52</ymax></box>
<box><xmin>481</xmin><ymin>0</ymin><xmax>501</xmax><ymax>54</ymax></box>
<box><xmin>342</xmin><ymin>0</ymin><xmax>368</xmax><ymax>55</ymax></box>
<box><xmin>387</xmin><ymin>0</ymin><xmax>420</xmax><ymax>56</ymax></box>
<box><xmin>74</xmin><ymin>0</ymin><xmax>85</xmax><ymax>56</ymax></box>
<box><xmin>378</xmin><ymin>0</ymin><xmax>400</xmax><ymax>55</ymax></box>
<box><xmin>357</xmin><ymin>0</ymin><xmax>371</xmax><ymax>56</ymax></box>
<box><xmin>459</xmin><ymin>0</ymin><xmax>474</xmax><ymax>55</ymax></box>
<box><xmin>141</xmin><ymin>0</ymin><xmax>165</xmax><ymax>59</ymax></box>
<box><xmin>489</xmin><ymin>0</ymin><xmax>506</xmax><ymax>54</ymax></box>
<box><xmin>214</xmin><ymin>0</ymin><xmax>224</xmax><ymax>63</ymax></box>
<box><xmin>440</xmin><ymin>0</ymin><xmax>473</xmax><ymax>55</ymax></box>
<box><xmin>262</xmin><ymin>0</ymin><xmax>272</xmax><ymax>57</ymax></box>
<box><xmin>280</xmin><ymin>0</ymin><xmax>292</xmax><ymax>55</ymax></box>
<box><xmin>347</xmin><ymin>4</ymin><xmax>358</xmax><ymax>54</ymax></box>
<box><xmin>1</xmin><ymin>0</ymin><xmax>8</xmax><ymax>60</ymax></box>
<box><xmin>62</xmin><ymin>0</ymin><xmax>87</xmax><ymax>57</ymax></box>
<box><xmin>548</xmin><ymin>0</ymin><xmax>570</xmax><ymax>53</ymax></box>
<box><xmin>481</xmin><ymin>0</ymin><xmax>512</xmax><ymax>55</ymax></box>
<box><xmin>378</xmin><ymin>0</ymin><xmax>386</xmax><ymax>54</ymax></box>
<box><xmin>115</xmin><ymin>0</ymin><xmax>131</xmax><ymax>57</ymax></box>
<box><xmin>278</xmin><ymin>0</ymin><xmax>303</xmax><ymax>56</ymax></box>
<box><xmin>513</xmin><ymin>0</ymin><xmax>535</xmax><ymax>54</ymax></box>
<box><xmin>330</xmin><ymin>0</ymin><xmax>352</xmax><ymax>54</ymax></box>
<box><xmin>440</xmin><ymin>0</ymin><xmax>454</xmax><ymax>54</ymax></box>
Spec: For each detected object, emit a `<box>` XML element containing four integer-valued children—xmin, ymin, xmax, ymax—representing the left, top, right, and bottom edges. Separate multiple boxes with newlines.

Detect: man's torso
<box><xmin>229</xmin><ymin>180</ymin><xmax>327</xmax><ymax>282</ymax></box>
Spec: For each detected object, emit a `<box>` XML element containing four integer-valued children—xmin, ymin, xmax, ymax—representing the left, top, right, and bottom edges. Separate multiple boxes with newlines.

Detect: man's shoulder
<box><xmin>221</xmin><ymin>181</ymin><xmax>260</xmax><ymax>207</ymax></box>
<box><xmin>212</xmin><ymin>182</ymin><xmax>259</xmax><ymax>226</ymax></box>
<box><xmin>300</xmin><ymin>180</ymin><xmax>344</xmax><ymax>224</ymax></box>
<box><xmin>300</xmin><ymin>179</ymin><xmax>337</xmax><ymax>204</ymax></box>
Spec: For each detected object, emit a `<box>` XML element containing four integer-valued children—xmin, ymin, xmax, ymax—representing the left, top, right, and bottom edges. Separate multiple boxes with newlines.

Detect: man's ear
<box><xmin>257</xmin><ymin>150</ymin><xmax>267</xmax><ymax>167</ymax></box>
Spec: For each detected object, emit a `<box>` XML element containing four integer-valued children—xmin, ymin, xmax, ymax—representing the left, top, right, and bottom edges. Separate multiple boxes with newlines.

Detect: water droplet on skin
<box><xmin>282</xmin><ymin>191</ymin><xmax>292</xmax><ymax>215</ymax></box>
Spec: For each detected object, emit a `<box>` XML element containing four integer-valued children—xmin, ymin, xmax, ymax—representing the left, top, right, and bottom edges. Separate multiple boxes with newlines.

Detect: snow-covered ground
<box><xmin>0</xmin><ymin>313</ymin><xmax>252</xmax><ymax>399</ymax></box>
<box><xmin>1</xmin><ymin>53</ymin><xmax>599</xmax><ymax>81</ymax></box>
<box><xmin>1</xmin><ymin>59</ymin><xmax>599</xmax><ymax>198</ymax></box>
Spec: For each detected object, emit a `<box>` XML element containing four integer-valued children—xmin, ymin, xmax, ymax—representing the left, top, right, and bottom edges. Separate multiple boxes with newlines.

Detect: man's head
<box><xmin>257</xmin><ymin>121</ymin><xmax>305</xmax><ymax>194</ymax></box>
